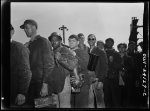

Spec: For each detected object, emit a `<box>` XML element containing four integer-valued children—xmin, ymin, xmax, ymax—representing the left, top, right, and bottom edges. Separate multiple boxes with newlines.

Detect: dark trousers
<box><xmin>125</xmin><ymin>79</ymin><xmax>135</xmax><ymax>107</ymax></box>
<box><xmin>103</xmin><ymin>78</ymin><xmax>120</xmax><ymax>108</ymax></box>
<box><xmin>26</xmin><ymin>80</ymin><xmax>42</xmax><ymax>108</ymax></box>
<box><xmin>133</xmin><ymin>83</ymin><xmax>148</xmax><ymax>108</ymax></box>
<box><xmin>71</xmin><ymin>84</ymin><xmax>90</xmax><ymax>108</ymax></box>
<box><xmin>119</xmin><ymin>86</ymin><xmax>127</xmax><ymax>107</ymax></box>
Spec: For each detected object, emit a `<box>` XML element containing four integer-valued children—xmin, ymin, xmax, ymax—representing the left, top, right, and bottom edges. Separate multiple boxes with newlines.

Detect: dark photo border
<box><xmin>1</xmin><ymin>0</ymin><xmax>149</xmax><ymax>110</ymax></box>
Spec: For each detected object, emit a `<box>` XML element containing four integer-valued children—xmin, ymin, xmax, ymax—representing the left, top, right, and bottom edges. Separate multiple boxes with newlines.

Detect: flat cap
<box><xmin>20</xmin><ymin>19</ymin><xmax>38</xmax><ymax>29</ymax></box>
<box><xmin>48</xmin><ymin>32</ymin><xmax>62</xmax><ymax>41</ymax></box>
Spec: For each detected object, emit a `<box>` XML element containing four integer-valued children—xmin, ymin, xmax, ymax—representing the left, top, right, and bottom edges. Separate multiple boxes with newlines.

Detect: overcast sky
<box><xmin>11</xmin><ymin>2</ymin><xmax>144</xmax><ymax>50</ymax></box>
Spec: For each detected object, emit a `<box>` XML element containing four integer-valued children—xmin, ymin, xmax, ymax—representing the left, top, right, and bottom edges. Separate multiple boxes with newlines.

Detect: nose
<box><xmin>25</xmin><ymin>28</ymin><xmax>29</xmax><ymax>33</ymax></box>
<box><xmin>52</xmin><ymin>41</ymin><xmax>56</xmax><ymax>45</ymax></box>
<box><xmin>69</xmin><ymin>41</ymin><xmax>74</xmax><ymax>44</ymax></box>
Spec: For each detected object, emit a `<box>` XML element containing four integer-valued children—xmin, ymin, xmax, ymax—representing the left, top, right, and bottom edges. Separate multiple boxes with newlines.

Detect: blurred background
<box><xmin>11</xmin><ymin>2</ymin><xmax>144</xmax><ymax>51</ymax></box>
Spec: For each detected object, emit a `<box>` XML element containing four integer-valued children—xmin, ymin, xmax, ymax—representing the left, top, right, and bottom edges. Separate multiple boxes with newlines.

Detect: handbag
<box><xmin>48</xmin><ymin>60</ymin><xmax>66</xmax><ymax>94</ymax></box>
<box><xmin>34</xmin><ymin>96</ymin><xmax>56</xmax><ymax>108</ymax></box>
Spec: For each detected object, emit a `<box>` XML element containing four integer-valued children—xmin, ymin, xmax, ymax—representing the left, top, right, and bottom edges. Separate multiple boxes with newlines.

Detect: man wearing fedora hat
<box><xmin>20</xmin><ymin>19</ymin><xmax>55</xmax><ymax>107</ymax></box>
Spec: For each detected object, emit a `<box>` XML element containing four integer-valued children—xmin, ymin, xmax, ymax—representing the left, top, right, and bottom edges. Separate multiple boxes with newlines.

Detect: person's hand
<box><xmin>24</xmin><ymin>42</ymin><xmax>29</xmax><ymax>47</ymax></box>
<box><xmin>109</xmin><ymin>56</ymin><xmax>113</xmax><ymax>62</ymax></box>
<box><xmin>55</xmin><ymin>52</ymin><xmax>61</xmax><ymax>60</ymax></box>
<box><xmin>119</xmin><ymin>71</ymin><xmax>125</xmax><ymax>76</ymax></box>
<box><xmin>69</xmin><ymin>49</ymin><xmax>76</xmax><ymax>56</ymax></box>
<box><xmin>95</xmin><ymin>82</ymin><xmax>103</xmax><ymax>90</ymax></box>
<box><xmin>40</xmin><ymin>83</ymin><xmax>48</xmax><ymax>97</ymax></box>
<box><xmin>88</xmin><ymin>71</ymin><xmax>95</xmax><ymax>76</ymax></box>
<box><xmin>70</xmin><ymin>76</ymin><xmax>81</xmax><ymax>87</ymax></box>
<box><xmin>15</xmin><ymin>94</ymin><xmax>25</xmax><ymax>105</ymax></box>
<box><xmin>70</xmin><ymin>76</ymin><xmax>80</xmax><ymax>85</ymax></box>
<box><xmin>70</xmin><ymin>76</ymin><xmax>76</xmax><ymax>85</ymax></box>
<box><xmin>51</xmin><ymin>93</ymin><xmax>57</xmax><ymax>105</ymax></box>
<box><xmin>88</xmin><ymin>71</ymin><xmax>96</xmax><ymax>83</ymax></box>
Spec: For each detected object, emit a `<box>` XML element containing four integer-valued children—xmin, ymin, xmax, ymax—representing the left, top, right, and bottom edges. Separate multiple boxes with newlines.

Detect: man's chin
<box><xmin>26</xmin><ymin>35</ymin><xmax>31</xmax><ymax>38</ymax></box>
<box><xmin>53</xmin><ymin>46</ymin><xmax>59</xmax><ymax>50</ymax></box>
<box><xmin>70</xmin><ymin>47</ymin><xmax>74</xmax><ymax>49</ymax></box>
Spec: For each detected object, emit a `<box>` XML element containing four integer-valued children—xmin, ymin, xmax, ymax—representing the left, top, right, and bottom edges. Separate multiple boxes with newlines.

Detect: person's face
<box><xmin>24</xmin><ymin>24</ymin><xmax>36</xmax><ymax>37</ymax></box>
<box><xmin>10</xmin><ymin>29</ymin><xmax>15</xmax><ymax>38</ymax></box>
<box><xmin>51</xmin><ymin>36</ymin><xmax>61</xmax><ymax>49</ymax></box>
<box><xmin>105</xmin><ymin>40</ymin><xmax>114</xmax><ymax>49</ymax></box>
<box><xmin>68</xmin><ymin>38</ymin><xmax>79</xmax><ymax>49</ymax></box>
<box><xmin>97</xmin><ymin>42</ymin><xmax>104</xmax><ymax>50</ymax></box>
<box><xmin>78</xmin><ymin>35</ymin><xmax>85</xmax><ymax>45</ymax></box>
<box><xmin>118</xmin><ymin>45</ymin><xmax>126</xmax><ymax>53</ymax></box>
<box><xmin>88</xmin><ymin>36</ymin><xmax>96</xmax><ymax>46</ymax></box>
<box><xmin>128</xmin><ymin>43</ymin><xmax>136</xmax><ymax>51</ymax></box>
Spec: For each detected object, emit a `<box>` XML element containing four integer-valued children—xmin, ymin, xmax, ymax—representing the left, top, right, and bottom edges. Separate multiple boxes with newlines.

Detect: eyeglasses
<box><xmin>88</xmin><ymin>38</ymin><xmax>95</xmax><ymax>41</ymax></box>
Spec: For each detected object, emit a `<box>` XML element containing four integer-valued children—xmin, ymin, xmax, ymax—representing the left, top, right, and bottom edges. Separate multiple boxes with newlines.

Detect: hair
<box><xmin>68</xmin><ymin>34</ymin><xmax>79</xmax><ymax>41</ymax></box>
<box><xmin>117</xmin><ymin>43</ymin><xmax>127</xmax><ymax>49</ymax></box>
<box><xmin>48</xmin><ymin>32</ymin><xmax>62</xmax><ymax>41</ymax></box>
<box><xmin>11</xmin><ymin>24</ymin><xmax>14</xmax><ymax>30</ymax></box>
<box><xmin>105</xmin><ymin>38</ymin><xmax>114</xmax><ymax>44</ymax></box>
<box><xmin>88</xmin><ymin>34</ymin><xmax>96</xmax><ymax>39</ymax></box>
<box><xmin>128</xmin><ymin>41</ymin><xmax>136</xmax><ymax>46</ymax></box>
<box><xmin>97</xmin><ymin>40</ymin><xmax>105</xmax><ymax>46</ymax></box>
<box><xmin>78</xmin><ymin>33</ymin><xmax>84</xmax><ymax>37</ymax></box>
<box><xmin>48</xmin><ymin>36</ymin><xmax>62</xmax><ymax>42</ymax></box>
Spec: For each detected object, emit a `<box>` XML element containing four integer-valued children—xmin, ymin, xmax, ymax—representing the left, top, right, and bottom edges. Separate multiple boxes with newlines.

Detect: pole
<box><xmin>129</xmin><ymin>17</ymin><xmax>143</xmax><ymax>51</ymax></box>
<box><xmin>59</xmin><ymin>25</ymin><xmax>68</xmax><ymax>44</ymax></box>
<box><xmin>63</xmin><ymin>28</ymin><xmax>65</xmax><ymax>44</ymax></box>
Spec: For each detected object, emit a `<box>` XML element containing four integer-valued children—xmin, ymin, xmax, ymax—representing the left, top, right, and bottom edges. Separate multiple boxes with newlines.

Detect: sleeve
<box><xmin>42</xmin><ymin>39</ymin><xmax>55</xmax><ymax>83</ymax></box>
<box><xmin>57</xmin><ymin>48</ymin><xmax>78</xmax><ymax>71</ymax></box>
<box><xmin>18</xmin><ymin>46</ymin><xmax>32</xmax><ymax>95</ymax></box>
<box><xmin>75</xmin><ymin>50</ymin><xmax>89</xmax><ymax>72</ymax></box>
<box><xmin>127</xmin><ymin>56</ymin><xmax>134</xmax><ymax>71</ymax></box>
<box><xmin>96</xmin><ymin>51</ymin><xmax>108</xmax><ymax>83</ymax></box>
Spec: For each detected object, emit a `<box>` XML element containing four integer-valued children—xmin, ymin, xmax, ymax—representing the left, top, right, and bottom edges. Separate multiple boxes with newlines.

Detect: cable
<box><xmin>138</xmin><ymin>32</ymin><xmax>143</xmax><ymax>37</ymax></box>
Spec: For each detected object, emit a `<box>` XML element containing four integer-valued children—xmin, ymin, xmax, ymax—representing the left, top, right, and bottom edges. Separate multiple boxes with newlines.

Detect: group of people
<box><xmin>10</xmin><ymin>19</ymin><xmax>146</xmax><ymax>109</ymax></box>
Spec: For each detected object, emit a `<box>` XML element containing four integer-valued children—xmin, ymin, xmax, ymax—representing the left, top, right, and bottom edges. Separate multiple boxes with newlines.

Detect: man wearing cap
<box><xmin>20</xmin><ymin>19</ymin><xmax>55</xmax><ymax>107</ymax></box>
<box><xmin>10</xmin><ymin>24</ymin><xmax>32</xmax><ymax>107</ymax></box>
<box><xmin>48</xmin><ymin>32</ymin><xmax>78</xmax><ymax>108</ymax></box>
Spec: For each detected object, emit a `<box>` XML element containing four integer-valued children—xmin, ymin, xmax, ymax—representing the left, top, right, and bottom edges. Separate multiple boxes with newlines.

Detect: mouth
<box><xmin>26</xmin><ymin>32</ymin><xmax>30</xmax><ymax>36</ymax></box>
<box><xmin>69</xmin><ymin>45</ymin><xmax>74</xmax><ymax>48</ymax></box>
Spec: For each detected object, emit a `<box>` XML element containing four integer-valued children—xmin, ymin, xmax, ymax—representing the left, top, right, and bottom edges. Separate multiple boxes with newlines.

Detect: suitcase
<box><xmin>34</xmin><ymin>96</ymin><xmax>56</xmax><ymax>108</ymax></box>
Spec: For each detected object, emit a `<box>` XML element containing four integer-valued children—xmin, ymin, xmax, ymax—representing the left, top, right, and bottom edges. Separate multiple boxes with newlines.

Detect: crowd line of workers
<box><xmin>10</xmin><ymin>19</ymin><xmax>147</xmax><ymax>109</ymax></box>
